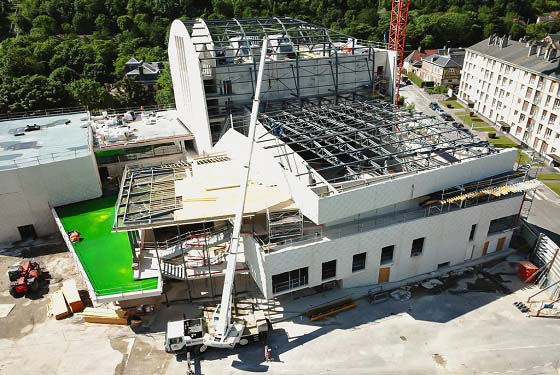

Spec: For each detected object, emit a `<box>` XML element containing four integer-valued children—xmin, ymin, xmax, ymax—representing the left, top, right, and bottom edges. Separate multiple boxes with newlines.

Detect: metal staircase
<box><xmin>148</xmin><ymin>225</ymin><xmax>232</xmax><ymax>281</ymax></box>
<box><xmin>161</xmin><ymin>262</ymin><xmax>186</xmax><ymax>280</ymax></box>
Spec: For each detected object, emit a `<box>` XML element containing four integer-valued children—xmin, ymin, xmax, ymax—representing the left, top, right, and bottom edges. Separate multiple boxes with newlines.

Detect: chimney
<box><xmin>528</xmin><ymin>42</ymin><xmax>537</xmax><ymax>56</ymax></box>
<box><xmin>488</xmin><ymin>34</ymin><xmax>496</xmax><ymax>45</ymax></box>
<box><xmin>500</xmin><ymin>35</ymin><xmax>509</xmax><ymax>48</ymax></box>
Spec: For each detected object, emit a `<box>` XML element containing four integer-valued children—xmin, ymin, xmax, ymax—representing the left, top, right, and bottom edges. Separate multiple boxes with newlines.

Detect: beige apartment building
<box><xmin>459</xmin><ymin>34</ymin><xmax>560</xmax><ymax>165</ymax></box>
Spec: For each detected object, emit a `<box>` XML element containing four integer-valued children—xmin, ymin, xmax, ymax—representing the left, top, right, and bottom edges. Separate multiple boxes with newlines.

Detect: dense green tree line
<box><xmin>0</xmin><ymin>0</ymin><xmax>560</xmax><ymax>113</ymax></box>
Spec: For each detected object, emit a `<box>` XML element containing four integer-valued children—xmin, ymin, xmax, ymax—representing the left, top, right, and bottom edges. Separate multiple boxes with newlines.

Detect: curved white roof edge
<box><xmin>168</xmin><ymin>20</ymin><xmax>213</xmax><ymax>153</ymax></box>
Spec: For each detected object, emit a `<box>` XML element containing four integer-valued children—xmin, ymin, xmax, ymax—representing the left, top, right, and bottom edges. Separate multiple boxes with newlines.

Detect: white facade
<box><xmin>0</xmin><ymin>147</ymin><xmax>102</xmax><ymax>242</ymax></box>
<box><xmin>459</xmin><ymin>36</ymin><xmax>560</xmax><ymax>163</ymax></box>
<box><xmin>239</xmin><ymin>129</ymin><xmax>522</xmax><ymax>299</ymax></box>
<box><xmin>245</xmin><ymin>195</ymin><xmax>521</xmax><ymax>299</ymax></box>
<box><xmin>0</xmin><ymin>113</ymin><xmax>102</xmax><ymax>243</ymax></box>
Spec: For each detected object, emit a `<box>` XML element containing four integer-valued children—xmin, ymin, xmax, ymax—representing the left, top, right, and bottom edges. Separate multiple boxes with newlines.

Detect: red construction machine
<box><xmin>7</xmin><ymin>260</ymin><xmax>43</xmax><ymax>297</ymax></box>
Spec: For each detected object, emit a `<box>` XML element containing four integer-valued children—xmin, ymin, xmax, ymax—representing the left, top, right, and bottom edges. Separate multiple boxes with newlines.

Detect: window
<box><xmin>488</xmin><ymin>215</ymin><xmax>517</xmax><ymax>235</ymax></box>
<box><xmin>411</xmin><ymin>238</ymin><xmax>425</xmax><ymax>257</ymax></box>
<box><xmin>549</xmin><ymin>114</ymin><xmax>557</xmax><ymax>125</ymax></box>
<box><xmin>469</xmin><ymin>224</ymin><xmax>477</xmax><ymax>241</ymax></box>
<box><xmin>322</xmin><ymin>260</ymin><xmax>336</xmax><ymax>280</ymax></box>
<box><xmin>352</xmin><ymin>252</ymin><xmax>366</xmax><ymax>272</ymax></box>
<box><xmin>380</xmin><ymin>245</ymin><xmax>394</xmax><ymax>265</ymax></box>
<box><xmin>437</xmin><ymin>262</ymin><xmax>450</xmax><ymax>269</ymax></box>
<box><xmin>272</xmin><ymin>267</ymin><xmax>308</xmax><ymax>294</ymax></box>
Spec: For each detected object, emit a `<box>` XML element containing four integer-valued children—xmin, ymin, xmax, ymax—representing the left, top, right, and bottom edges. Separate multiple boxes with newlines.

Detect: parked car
<box><xmin>435</xmin><ymin>107</ymin><xmax>445</xmax><ymax>114</ymax></box>
<box><xmin>440</xmin><ymin>113</ymin><xmax>453</xmax><ymax>121</ymax></box>
<box><xmin>429</xmin><ymin>102</ymin><xmax>440</xmax><ymax>110</ymax></box>
<box><xmin>451</xmin><ymin>121</ymin><xmax>464</xmax><ymax>129</ymax></box>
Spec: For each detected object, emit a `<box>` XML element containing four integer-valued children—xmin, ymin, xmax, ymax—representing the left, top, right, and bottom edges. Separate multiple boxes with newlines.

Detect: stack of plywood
<box><xmin>62</xmin><ymin>279</ymin><xmax>84</xmax><ymax>313</ymax></box>
<box><xmin>51</xmin><ymin>290</ymin><xmax>70</xmax><ymax>320</ymax></box>
<box><xmin>80</xmin><ymin>308</ymin><xmax>128</xmax><ymax>325</ymax></box>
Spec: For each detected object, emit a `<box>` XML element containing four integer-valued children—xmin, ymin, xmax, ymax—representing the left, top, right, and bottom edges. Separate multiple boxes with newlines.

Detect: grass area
<box><xmin>544</xmin><ymin>182</ymin><xmax>560</xmax><ymax>195</ymax></box>
<box><xmin>537</xmin><ymin>173</ymin><xmax>560</xmax><ymax>180</ymax></box>
<box><xmin>487</xmin><ymin>136</ymin><xmax>519</xmax><ymax>148</ymax></box>
<box><xmin>57</xmin><ymin>196</ymin><xmax>158</xmax><ymax>296</ymax></box>
<box><xmin>440</xmin><ymin>100</ymin><xmax>463</xmax><ymax>109</ymax></box>
<box><xmin>406</xmin><ymin>71</ymin><xmax>423</xmax><ymax>87</ymax></box>
<box><xmin>456</xmin><ymin>111</ymin><xmax>487</xmax><ymax>128</ymax></box>
<box><xmin>516</xmin><ymin>149</ymin><xmax>531</xmax><ymax>165</ymax></box>
<box><xmin>472</xmin><ymin>126</ymin><xmax>495</xmax><ymax>132</ymax></box>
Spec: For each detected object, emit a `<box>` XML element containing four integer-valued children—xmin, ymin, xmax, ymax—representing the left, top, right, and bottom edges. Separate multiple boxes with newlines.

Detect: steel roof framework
<box><xmin>114</xmin><ymin>165</ymin><xmax>187</xmax><ymax>230</ymax></box>
<box><xmin>256</xmin><ymin>98</ymin><xmax>495</xmax><ymax>190</ymax></box>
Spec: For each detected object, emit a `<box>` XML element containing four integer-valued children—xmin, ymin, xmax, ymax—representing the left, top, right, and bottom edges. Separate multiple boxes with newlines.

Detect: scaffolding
<box><xmin>267</xmin><ymin>209</ymin><xmax>304</xmax><ymax>240</ymax></box>
<box><xmin>251</xmin><ymin>97</ymin><xmax>495</xmax><ymax>193</ymax></box>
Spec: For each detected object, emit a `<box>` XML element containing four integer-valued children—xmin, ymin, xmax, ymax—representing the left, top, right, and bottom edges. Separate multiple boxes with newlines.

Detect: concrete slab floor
<box><xmin>1</xmin><ymin>238</ymin><xmax>560</xmax><ymax>375</ymax></box>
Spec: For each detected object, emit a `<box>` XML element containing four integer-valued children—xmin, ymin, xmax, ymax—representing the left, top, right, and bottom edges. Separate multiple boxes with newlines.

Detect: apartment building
<box><xmin>459</xmin><ymin>34</ymin><xmax>560</xmax><ymax>165</ymax></box>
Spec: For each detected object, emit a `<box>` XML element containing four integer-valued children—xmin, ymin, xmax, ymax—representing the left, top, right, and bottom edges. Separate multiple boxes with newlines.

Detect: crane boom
<box><xmin>388</xmin><ymin>0</ymin><xmax>411</xmax><ymax>105</ymax></box>
<box><xmin>213</xmin><ymin>37</ymin><xmax>269</xmax><ymax>344</ymax></box>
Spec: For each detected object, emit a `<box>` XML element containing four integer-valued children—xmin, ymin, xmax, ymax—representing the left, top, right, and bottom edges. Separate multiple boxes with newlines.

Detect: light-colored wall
<box><xmin>317</xmin><ymin>148</ymin><xmax>517</xmax><ymax>224</ymax></box>
<box><xmin>252</xmin><ymin>195</ymin><xmax>521</xmax><ymax>298</ymax></box>
<box><xmin>168</xmin><ymin>20</ymin><xmax>213</xmax><ymax>153</ymax></box>
<box><xmin>0</xmin><ymin>154</ymin><xmax>102</xmax><ymax>242</ymax></box>
<box><xmin>212</xmin><ymin>53</ymin><xmax>385</xmax><ymax>108</ymax></box>
<box><xmin>459</xmin><ymin>48</ymin><xmax>560</xmax><ymax>160</ymax></box>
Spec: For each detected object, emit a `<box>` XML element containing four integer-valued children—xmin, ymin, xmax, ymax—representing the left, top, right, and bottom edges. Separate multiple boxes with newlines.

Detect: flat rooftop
<box><xmin>91</xmin><ymin>109</ymin><xmax>193</xmax><ymax>150</ymax></box>
<box><xmin>0</xmin><ymin>112</ymin><xmax>90</xmax><ymax>170</ymax></box>
<box><xmin>56</xmin><ymin>196</ymin><xmax>159</xmax><ymax>296</ymax></box>
<box><xmin>254</xmin><ymin>97</ymin><xmax>497</xmax><ymax>193</ymax></box>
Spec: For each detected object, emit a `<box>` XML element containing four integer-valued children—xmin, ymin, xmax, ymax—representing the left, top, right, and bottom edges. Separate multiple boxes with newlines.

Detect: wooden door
<box><xmin>482</xmin><ymin>241</ymin><xmax>489</xmax><ymax>256</ymax></box>
<box><xmin>496</xmin><ymin>237</ymin><xmax>506</xmax><ymax>251</ymax></box>
<box><xmin>378</xmin><ymin>267</ymin><xmax>390</xmax><ymax>284</ymax></box>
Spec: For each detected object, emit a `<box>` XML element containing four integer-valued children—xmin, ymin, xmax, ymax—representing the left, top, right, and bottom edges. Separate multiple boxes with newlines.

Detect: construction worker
<box><xmin>265</xmin><ymin>346</ymin><xmax>271</xmax><ymax>362</ymax></box>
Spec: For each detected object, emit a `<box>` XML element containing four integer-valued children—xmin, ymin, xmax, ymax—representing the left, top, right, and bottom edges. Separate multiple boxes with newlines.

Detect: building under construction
<box><xmin>0</xmin><ymin>18</ymin><xmax>530</xmax><ymax>305</ymax></box>
<box><xmin>83</xmin><ymin>17</ymin><xmax>532</xmax><ymax>302</ymax></box>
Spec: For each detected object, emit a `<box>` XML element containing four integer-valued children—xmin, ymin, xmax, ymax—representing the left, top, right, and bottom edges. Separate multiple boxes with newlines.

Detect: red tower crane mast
<box><xmin>388</xmin><ymin>0</ymin><xmax>411</xmax><ymax>106</ymax></box>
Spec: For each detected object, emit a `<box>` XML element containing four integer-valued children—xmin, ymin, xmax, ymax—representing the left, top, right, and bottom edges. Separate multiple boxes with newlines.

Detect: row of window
<box><xmin>272</xmin><ymin>216</ymin><xmax>518</xmax><ymax>294</ymax></box>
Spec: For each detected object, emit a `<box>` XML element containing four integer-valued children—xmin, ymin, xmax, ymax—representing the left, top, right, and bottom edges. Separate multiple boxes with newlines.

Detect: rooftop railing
<box><xmin>0</xmin><ymin>106</ymin><xmax>87</xmax><ymax>122</ymax></box>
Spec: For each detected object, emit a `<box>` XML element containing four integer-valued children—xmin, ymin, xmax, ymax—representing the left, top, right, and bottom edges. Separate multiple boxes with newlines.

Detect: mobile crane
<box><xmin>165</xmin><ymin>37</ymin><xmax>270</xmax><ymax>354</ymax></box>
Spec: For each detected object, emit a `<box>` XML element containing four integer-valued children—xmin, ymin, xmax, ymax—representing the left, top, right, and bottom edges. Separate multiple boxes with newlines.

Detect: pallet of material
<box><xmin>80</xmin><ymin>308</ymin><xmax>128</xmax><ymax>325</ymax></box>
<box><xmin>62</xmin><ymin>279</ymin><xmax>84</xmax><ymax>313</ymax></box>
<box><xmin>51</xmin><ymin>290</ymin><xmax>70</xmax><ymax>320</ymax></box>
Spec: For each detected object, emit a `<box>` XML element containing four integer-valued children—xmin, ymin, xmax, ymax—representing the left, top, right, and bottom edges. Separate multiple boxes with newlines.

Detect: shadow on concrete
<box><xmin>191</xmin><ymin>258</ymin><xmax>533</xmax><ymax>372</ymax></box>
<box><xmin>526</xmin><ymin>223</ymin><xmax>560</xmax><ymax>247</ymax></box>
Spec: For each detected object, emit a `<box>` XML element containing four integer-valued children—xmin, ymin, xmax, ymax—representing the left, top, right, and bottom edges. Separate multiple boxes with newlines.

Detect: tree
<box><xmin>49</xmin><ymin>67</ymin><xmax>79</xmax><ymax>84</ymax></box>
<box><xmin>112</xmin><ymin>77</ymin><xmax>153</xmax><ymax>107</ymax></box>
<box><xmin>82</xmin><ymin>63</ymin><xmax>113</xmax><ymax>83</ymax></box>
<box><xmin>66</xmin><ymin>78</ymin><xmax>111</xmax><ymax>109</ymax></box>
<box><xmin>0</xmin><ymin>75</ymin><xmax>67</xmax><ymax>112</ymax></box>
<box><xmin>155</xmin><ymin>63</ymin><xmax>174</xmax><ymax>106</ymax></box>
<box><xmin>30</xmin><ymin>15</ymin><xmax>58</xmax><ymax>36</ymax></box>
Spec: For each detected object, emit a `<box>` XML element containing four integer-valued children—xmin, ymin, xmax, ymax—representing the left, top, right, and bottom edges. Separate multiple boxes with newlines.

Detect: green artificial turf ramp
<box><xmin>57</xmin><ymin>196</ymin><xmax>158</xmax><ymax>296</ymax></box>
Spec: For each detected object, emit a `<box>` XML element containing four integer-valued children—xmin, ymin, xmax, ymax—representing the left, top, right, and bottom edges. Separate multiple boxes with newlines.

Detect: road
<box><xmin>399</xmin><ymin>83</ymin><xmax>438</xmax><ymax>115</ymax></box>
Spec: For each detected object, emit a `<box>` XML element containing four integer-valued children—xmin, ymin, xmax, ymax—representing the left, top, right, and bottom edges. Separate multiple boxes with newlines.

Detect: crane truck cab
<box><xmin>164</xmin><ymin>309</ymin><xmax>271</xmax><ymax>354</ymax></box>
<box><xmin>164</xmin><ymin>318</ymin><xmax>206</xmax><ymax>353</ymax></box>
